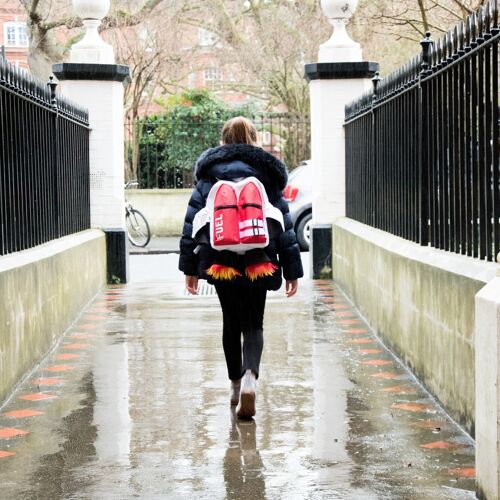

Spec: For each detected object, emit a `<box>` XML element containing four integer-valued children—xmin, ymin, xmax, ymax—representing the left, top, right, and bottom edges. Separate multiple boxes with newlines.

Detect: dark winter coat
<box><xmin>178</xmin><ymin>144</ymin><xmax>304</xmax><ymax>291</ymax></box>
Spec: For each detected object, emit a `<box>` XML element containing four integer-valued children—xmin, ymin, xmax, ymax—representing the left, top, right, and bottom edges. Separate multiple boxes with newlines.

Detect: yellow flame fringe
<box><xmin>206</xmin><ymin>265</ymin><xmax>242</xmax><ymax>281</ymax></box>
<box><xmin>245</xmin><ymin>262</ymin><xmax>278</xmax><ymax>281</ymax></box>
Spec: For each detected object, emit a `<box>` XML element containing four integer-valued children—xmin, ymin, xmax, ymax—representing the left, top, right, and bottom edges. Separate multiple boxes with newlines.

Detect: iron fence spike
<box><xmin>471</xmin><ymin>12</ymin><xmax>478</xmax><ymax>45</ymax></box>
<box><xmin>458</xmin><ymin>21</ymin><xmax>465</xmax><ymax>53</ymax></box>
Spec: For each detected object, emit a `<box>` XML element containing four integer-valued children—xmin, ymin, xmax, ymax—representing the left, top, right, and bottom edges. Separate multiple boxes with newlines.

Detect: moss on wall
<box><xmin>333</xmin><ymin>219</ymin><xmax>495</xmax><ymax>435</ymax></box>
<box><xmin>0</xmin><ymin>231</ymin><xmax>106</xmax><ymax>405</ymax></box>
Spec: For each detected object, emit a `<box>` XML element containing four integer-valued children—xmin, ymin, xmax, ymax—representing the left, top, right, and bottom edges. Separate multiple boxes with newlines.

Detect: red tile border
<box><xmin>411</xmin><ymin>419</ymin><xmax>445</xmax><ymax>430</ymax></box>
<box><xmin>392</xmin><ymin>402</ymin><xmax>430</xmax><ymax>412</ymax></box>
<box><xmin>420</xmin><ymin>440</ymin><xmax>465</xmax><ymax>450</ymax></box>
<box><xmin>55</xmin><ymin>353</ymin><xmax>81</xmax><ymax>360</ymax></box>
<box><xmin>447</xmin><ymin>467</ymin><xmax>475</xmax><ymax>478</ymax></box>
<box><xmin>2</xmin><ymin>409</ymin><xmax>44</xmax><ymax>419</ymax></box>
<box><xmin>362</xmin><ymin>359</ymin><xmax>392</xmax><ymax>366</ymax></box>
<box><xmin>347</xmin><ymin>328</ymin><xmax>369</xmax><ymax>334</ymax></box>
<box><xmin>358</xmin><ymin>349</ymin><xmax>382</xmax><ymax>354</ymax></box>
<box><xmin>44</xmin><ymin>365</ymin><xmax>75</xmax><ymax>372</ymax></box>
<box><xmin>337</xmin><ymin>319</ymin><xmax>361</xmax><ymax>325</ymax></box>
<box><xmin>79</xmin><ymin>324</ymin><xmax>97</xmax><ymax>331</ymax></box>
<box><xmin>0</xmin><ymin>427</ymin><xmax>29</xmax><ymax>439</ymax></box>
<box><xmin>70</xmin><ymin>333</ymin><xmax>96</xmax><ymax>339</ymax></box>
<box><xmin>0</xmin><ymin>450</ymin><xmax>16</xmax><ymax>458</ymax></box>
<box><xmin>82</xmin><ymin>315</ymin><xmax>106</xmax><ymax>321</ymax></box>
<box><xmin>19</xmin><ymin>393</ymin><xmax>56</xmax><ymax>401</ymax></box>
<box><xmin>349</xmin><ymin>338</ymin><xmax>374</xmax><ymax>345</ymax></box>
<box><xmin>371</xmin><ymin>372</ymin><xmax>398</xmax><ymax>379</ymax></box>
<box><xmin>382</xmin><ymin>386</ymin><xmax>417</xmax><ymax>394</ymax></box>
<box><xmin>32</xmin><ymin>378</ymin><xmax>64</xmax><ymax>386</ymax></box>
<box><xmin>62</xmin><ymin>343</ymin><xmax>90</xmax><ymax>350</ymax></box>
<box><xmin>336</xmin><ymin>311</ymin><xmax>356</xmax><ymax>318</ymax></box>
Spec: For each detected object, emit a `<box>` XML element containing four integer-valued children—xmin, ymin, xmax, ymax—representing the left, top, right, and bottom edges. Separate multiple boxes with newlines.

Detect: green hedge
<box><xmin>128</xmin><ymin>89</ymin><xmax>310</xmax><ymax>189</ymax></box>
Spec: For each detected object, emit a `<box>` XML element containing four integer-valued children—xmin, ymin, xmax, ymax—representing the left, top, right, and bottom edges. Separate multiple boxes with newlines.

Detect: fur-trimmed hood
<box><xmin>195</xmin><ymin>144</ymin><xmax>288</xmax><ymax>191</ymax></box>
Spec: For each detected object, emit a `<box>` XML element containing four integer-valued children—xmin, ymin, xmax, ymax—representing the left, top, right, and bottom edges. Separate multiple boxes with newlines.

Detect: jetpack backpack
<box><xmin>192</xmin><ymin>176</ymin><xmax>284</xmax><ymax>281</ymax></box>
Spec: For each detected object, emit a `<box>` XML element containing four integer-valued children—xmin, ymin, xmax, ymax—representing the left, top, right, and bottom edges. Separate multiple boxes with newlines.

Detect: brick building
<box><xmin>186</xmin><ymin>27</ymin><xmax>249</xmax><ymax>105</ymax></box>
<box><xmin>0</xmin><ymin>1</ymin><xmax>29</xmax><ymax>69</ymax></box>
<box><xmin>0</xmin><ymin>4</ymin><xmax>249</xmax><ymax>107</ymax></box>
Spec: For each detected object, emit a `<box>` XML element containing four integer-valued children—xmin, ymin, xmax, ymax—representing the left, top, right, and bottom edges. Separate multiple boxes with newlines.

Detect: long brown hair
<box><xmin>221</xmin><ymin>116</ymin><xmax>257</xmax><ymax>145</ymax></box>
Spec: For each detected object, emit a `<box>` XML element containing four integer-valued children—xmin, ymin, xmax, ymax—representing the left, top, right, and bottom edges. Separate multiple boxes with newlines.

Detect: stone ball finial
<box><xmin>70</xmin><ymin>0</ymin><xmax>114</xmax><ymax>64</ymax></box>
<box><xmin>321</xmin><ymin>0</ymin><xmax>359</xmax><ymax>20</ymax></box>
<box><xmin>73</xmin><ymin>0</ymin><xmax>110</xmax><ymax>20</ymax></box>
<box><xmin>319</xmin><ymin>0</ymin><xmax>362</xmax><ymax>62</ymax></box>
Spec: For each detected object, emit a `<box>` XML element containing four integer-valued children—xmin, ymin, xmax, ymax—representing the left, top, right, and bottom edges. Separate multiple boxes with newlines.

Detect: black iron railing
<box><xmin>126</xmin><ymin>112</ymin><xmax>311</xmax><ymax>189</ymax></box>
<box><xmin>345</xmin><ymin>1</ymin><xmax>500</xmax><ymax>262</ymax></box>
<box><xmin>0</xmin><ymin>61</ymin><xmax>90</xmax><ymax>257</ymax></box>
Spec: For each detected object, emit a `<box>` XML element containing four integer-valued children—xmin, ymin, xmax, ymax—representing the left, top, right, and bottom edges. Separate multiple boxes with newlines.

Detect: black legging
<box><xmin>215</xmin><ymin>284</ymin><xmax>267</xmax><ymax>381</ymax></box>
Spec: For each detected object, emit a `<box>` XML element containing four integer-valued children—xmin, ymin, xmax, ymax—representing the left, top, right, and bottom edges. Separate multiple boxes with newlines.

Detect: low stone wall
<box><xmin>333</xmin><ymin>217</ymin><xmax>497</xmax><ymax>435</ymax></box>
<box><xmin>0</xmin><ymin>230</ymin><xmax>106</xmax><ymax>405</ymax></box>
<box><xmin>126</xmin><ymin>189</ymin><xmax>191</xmax><ymax>237</ymax></box>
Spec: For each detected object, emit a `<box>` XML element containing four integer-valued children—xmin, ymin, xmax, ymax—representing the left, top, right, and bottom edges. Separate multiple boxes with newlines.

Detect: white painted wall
<box><xmin>58</xmin><ymin>80</ymin><xmax>126</xmax><ymax>231</ymax></box>
<box><xmin>310</xmin><ymin>78</ymin><xmax>372</xmax><ymax>226</ymax></box>
<box><xmin>125</xmin><ymin>189</ymin><xmax>191</xmax><ymax>237</ymax></box>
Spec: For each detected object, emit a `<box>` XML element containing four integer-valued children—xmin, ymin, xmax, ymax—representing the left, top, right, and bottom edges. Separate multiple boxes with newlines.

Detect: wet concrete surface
<box><xmin>129</xmin><ymin>237</ymin><xmax>180</xmax><ymax>255</ymax></box>
<box><xmin>0</xmin><ymin>254</ymin><xmax>475</xmax><ymax>499</ymax></box>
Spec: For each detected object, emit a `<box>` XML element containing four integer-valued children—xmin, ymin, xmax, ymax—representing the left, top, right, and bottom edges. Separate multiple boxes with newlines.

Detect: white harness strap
<box><xmin>239</xmin><ymin>219</ymin><xmax>264</xmax><ymax>230</ymax></box>
<box><xmin>192</xmin><ymin>176</ymin><xmax>285</xmax><ymax>253</ymax></box>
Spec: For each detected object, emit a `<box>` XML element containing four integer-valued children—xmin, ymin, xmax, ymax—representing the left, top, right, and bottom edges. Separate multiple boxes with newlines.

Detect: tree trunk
<box><xmin>417</xmin><ymin>0</ymin><xmax>430</xmax><ymax>33</ymax></box>
<box><xmin>27</xmin><ymin>20</ymin><xmax>66</xmax><ymax>80</ymax></box>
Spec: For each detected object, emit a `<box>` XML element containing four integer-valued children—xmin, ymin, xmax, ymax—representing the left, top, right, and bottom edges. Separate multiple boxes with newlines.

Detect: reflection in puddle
<box><xmin>224</xmin><ymin>410</ymin><xmax>265</xmax><ymax>500</ymax></box>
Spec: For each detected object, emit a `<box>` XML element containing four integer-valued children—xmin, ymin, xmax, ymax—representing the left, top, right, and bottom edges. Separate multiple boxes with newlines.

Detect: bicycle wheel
<box><xmin>126</xmin><ymin>208</ymin><xmax>151</xmax><ymax>247</ymax></box>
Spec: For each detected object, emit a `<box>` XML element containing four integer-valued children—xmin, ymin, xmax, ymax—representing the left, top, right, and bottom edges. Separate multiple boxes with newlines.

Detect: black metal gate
<box><xmin>126</xmin><ymin>112</ymin><xmax>311</xmax><ymax>189</ymax></box>
<box><xmin>0</xmin><ymin>62</ymin><xmax>90</xmax><ymax>257</ymax></box>
<box><xmin>345</xmin><ymin>2</ymin><xmax>500</xmax><ymax>262</ymax></box>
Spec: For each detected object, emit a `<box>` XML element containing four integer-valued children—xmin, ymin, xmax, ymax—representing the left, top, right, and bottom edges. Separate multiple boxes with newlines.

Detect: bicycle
<box><xmin>125</xmin><ymin>180</ymin><xmax>151</xmax><ymax>248</ymax></box>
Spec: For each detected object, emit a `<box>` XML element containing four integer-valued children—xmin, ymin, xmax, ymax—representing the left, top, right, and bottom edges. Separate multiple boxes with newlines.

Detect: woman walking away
<box><xmin>179</xmin><ymin>116</ymin><xmax>303</xmax><ymax>419</ymax></box>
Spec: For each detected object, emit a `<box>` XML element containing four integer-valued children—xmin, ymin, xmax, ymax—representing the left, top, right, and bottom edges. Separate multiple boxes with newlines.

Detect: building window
<box><xmin>198</xmin><ymin>28</ymin><xmax>218</xmax><ymax>47</ymax></box>
<box><xmin>203</xmin><ymin>67</ymin><xmax>222</xmax><ymax>89</ymax></box>
<box><xmin>204</xmin><ymin>67</ymin><xmax>222</xmax><ymax>82</ymax></box>
<box><xmin>4</xmin><ymin>22</ymin><xmax>28</xmax><ymax>48</ymax></box>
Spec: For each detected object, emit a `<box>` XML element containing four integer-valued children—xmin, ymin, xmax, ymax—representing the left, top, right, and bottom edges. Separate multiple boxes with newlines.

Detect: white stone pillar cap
<box><xmin>70</xmin><ymin>0</ymin><xmax>115</xmax><ymax>64</ymax></box>
<box><xmin>319</xmin><ymin>0</ymin><xmax>362</xmax><ymax>63</ymax></box>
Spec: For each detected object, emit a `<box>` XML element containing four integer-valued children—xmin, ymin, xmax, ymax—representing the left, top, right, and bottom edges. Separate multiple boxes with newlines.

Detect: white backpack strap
<box><xmin>265</xmin><ymin>203</ymin><xmax>284</xmax><ymax>230</ymax></box>
<box><xmin>192</xmin><ymin>177</ymin><xmax>284</xmax><ymax>248</ymax></box>
<box><xmin>192</xmin><ymin>179</ymin><xmax>231</xmax><ymax>240</ymax></box>
<box><xmin>192</xmin><ymin>207</ymin><xmax>209</xmax><ymax>239</ymax></box>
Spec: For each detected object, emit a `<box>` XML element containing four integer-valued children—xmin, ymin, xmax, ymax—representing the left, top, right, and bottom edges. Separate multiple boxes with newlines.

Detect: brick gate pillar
<box><xmin>52</xmin><ymin>0</ymin><xmax>130</xmax><ymax>284</ymax></box>
<box><xmin>305</xmin><ymin>0</ymin><xmax>378</xmax><ymax>279</ymax></box>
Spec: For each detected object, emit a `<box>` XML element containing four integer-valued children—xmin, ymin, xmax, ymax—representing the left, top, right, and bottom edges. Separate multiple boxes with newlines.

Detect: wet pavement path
<box><xmin>0</xmin><ymin>255</ymin><xmax>475</xmax><ymax>499</ymax></box>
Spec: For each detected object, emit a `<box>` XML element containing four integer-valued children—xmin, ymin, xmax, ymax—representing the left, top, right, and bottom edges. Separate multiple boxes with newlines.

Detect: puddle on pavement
<box><xmin>0</xmin><ymin>276</ymin><xmax>475</xmax><ymax>499</ymax></box>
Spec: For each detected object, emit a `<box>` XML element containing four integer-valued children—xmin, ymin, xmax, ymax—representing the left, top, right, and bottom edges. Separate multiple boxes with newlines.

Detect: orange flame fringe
<box><xmin>245</xmin><ymin>262</ymin><xmax>278</xmax><ymax>281</ymax></box>
<box><xmin>206</xmin><ymin>265</ymin><xmax>242</xmax><ymax>281</ymax></box>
